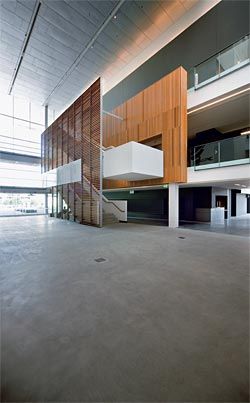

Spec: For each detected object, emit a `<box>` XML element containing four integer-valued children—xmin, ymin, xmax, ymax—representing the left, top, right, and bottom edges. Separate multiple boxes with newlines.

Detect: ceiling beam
<box><xmin>0</xmin><ymin>151</ymin><xmax>41</xmax><ymax>165</ymax></box>
<box><xmin>8</xmin><ymin>0</ymin><xmax>41</xmax><ymax>95</ymax></box>
<box><xmin>0</xmin><ymin>186</ymin><xmax>50</xmax><ymax>194</ymax></box>
<box><xmin>43</xmin><ymin>0</ymin><xmax>126</xmax><ymax>106</ymax></box>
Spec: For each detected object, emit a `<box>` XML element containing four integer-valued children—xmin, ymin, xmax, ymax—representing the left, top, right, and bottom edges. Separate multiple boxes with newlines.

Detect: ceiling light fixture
<box><xmin>187</xmin><ymin>87</ymin><xmax>250</xmax><ymax>115</ymax></box>
<box><xmin>241</xmin><ymin>129</ymin><xmax>250</xmax><ymax>135</ymax></box>
<box><xmin>234</xmin><ymin>183</ymin><xmax>241</xmax><ymax>186</ymax></box>
<box><xmin>113</xmin><ymin>15</ymin><xmax>117</xmax><ymax>19</ymax></box>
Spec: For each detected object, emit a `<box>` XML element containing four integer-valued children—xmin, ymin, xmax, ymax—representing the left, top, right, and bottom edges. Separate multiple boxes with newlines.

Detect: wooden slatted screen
<box><xmin>41</xmin><ymin>78</ymin><xmax>102</xmax><ymax>227</ymax></box>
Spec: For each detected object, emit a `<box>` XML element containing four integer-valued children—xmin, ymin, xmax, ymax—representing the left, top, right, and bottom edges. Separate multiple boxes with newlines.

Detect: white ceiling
<box><xmin>181</xmin><ymin>178</ymin><xmax>250</xmax><ymax>189</ymax></box>
<box><xmin>0</xmin><ymin>0</ymin><xmax>219</xmax><ymax>115</ymax></box>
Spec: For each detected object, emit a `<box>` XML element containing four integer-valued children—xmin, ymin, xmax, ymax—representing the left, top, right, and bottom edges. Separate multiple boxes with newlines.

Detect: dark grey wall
<box><xmin>105</xmin><ymin>187</ymin><xmax>213</xmax><ymax>221</ymax></box>
<box><xmin>103</xmin><ymin>0</ymin><xmax>249</xmax><ymax>111</ymax></box>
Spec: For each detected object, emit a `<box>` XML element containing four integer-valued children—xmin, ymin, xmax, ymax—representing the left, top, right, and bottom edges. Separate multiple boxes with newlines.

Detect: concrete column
<box><xmin>45</xmin><ymin>104</ymin><xmax>48</xmax><ymax>129</ymax></box>
<box><xmin>168</xmin><ymin>183</ymin><xmax>179</xmax><ymax>228</ymax></box>
<box><xmin>45</xmin><ymin>193</ymin><xmax>48</xmax><ymax>215</ymax></box>
<box><xmin>227</xmin><ymin>189</ymin><xmax>231</xmax><ymax>218</ymax></box>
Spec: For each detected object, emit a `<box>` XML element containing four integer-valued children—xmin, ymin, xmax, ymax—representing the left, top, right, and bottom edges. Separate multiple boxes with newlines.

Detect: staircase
<box><xmin>102</xmin><ymin>212</ymin><xmax>119</xmax><ymax>225</ymax></box>
<box><xmin>58</xmin><ymin>178</ymin><xmax>126</xmax><ymax>227</ymax></box>
<box><xmin>55</xmin><ymin>132</ymin><xmax>127</xmax><ymax>227</ymax></box>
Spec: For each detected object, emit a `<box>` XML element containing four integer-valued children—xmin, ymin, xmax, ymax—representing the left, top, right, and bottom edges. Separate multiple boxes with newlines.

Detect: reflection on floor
<box><xmin>128</xmin><ymin>216</ymin><xmax>168</xmax><ymax>226</ymax></box>
<box><xmin>180</xmin><ymin>214</ymin><xmax>250</xmax><ymax>237</ymax></box>
<box><xmin>128</xmin><ymin>215</ymin><xmax>250</xmax><ymax>237</ymax></box>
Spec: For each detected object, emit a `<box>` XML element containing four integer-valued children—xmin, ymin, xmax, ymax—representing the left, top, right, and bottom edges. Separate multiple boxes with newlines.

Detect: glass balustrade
<box><xmin>191</xmin><ymin>135</ymin><xmax>250</xmax><ymax>170</ymax></box>
<box><xmin>188</xmin><ymin>34</ymin><xmax>249</xmax><ymax>89</ymax></box>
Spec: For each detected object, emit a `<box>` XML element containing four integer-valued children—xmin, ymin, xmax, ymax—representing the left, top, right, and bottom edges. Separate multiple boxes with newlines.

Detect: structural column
<box><xmin>45</xmin><ymin>193</ymin><xmax>48</xmax><ymax>215</ymax></box>
<box><xmin>168</xmin><ymin>183</ymin><xmax>179</xmax><ymax>228</ymax></box>
<box><xmin>45</xmin><ymin>104</ymin><xmax>48</xmax><ymax>129</ymax></box>
<box><xmin>44</xmin><ymin>105</ymin><xmax>49</xmax><ymax>215</ymax></box>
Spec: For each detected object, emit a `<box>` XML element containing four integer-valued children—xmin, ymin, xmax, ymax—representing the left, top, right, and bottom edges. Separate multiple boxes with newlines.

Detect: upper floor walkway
<box><xmin>187</xmin><ymin>34</ymin><xmax>249</xmax><ymax>111</ymax></box>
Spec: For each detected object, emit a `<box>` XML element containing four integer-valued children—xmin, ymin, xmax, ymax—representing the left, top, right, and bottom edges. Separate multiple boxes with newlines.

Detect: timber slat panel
<box><xmin>103</xmin><ymin>66</ymin><xmax>187</xmax><ymax>189</ymax></box>
<box><xmin>41</xmin><ymin>78</ymin><xmax>101</xmax><ymax>227</ymax></box>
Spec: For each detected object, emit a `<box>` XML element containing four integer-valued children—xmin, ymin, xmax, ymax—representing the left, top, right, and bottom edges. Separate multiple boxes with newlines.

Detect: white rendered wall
<box><xmin>211</xmin><ymin>187</ymin><xmax>231</xmax><ymax>218</ymax></box>
<box><xmin>187</xmin><ymin>164</ymin><xmax>250</xmax><ymax>185</ymax></box>
<box><xmin>236</xmin><ymin>194</ymin><xmax>247</xmax><ymax>216</ymax></box>
<box><xmin>188</xmin><ymin>64</ymin><xmax>250</xmax><ymax>110</ymax></box>
<box><xmin>103</xmin><ymin>141</ymin><xmax>163</xmax><ymax>180</ymax></box>
<box><xmin>42</xmin><ymin>159</ymin><xmax>81</xmax><ymax>187</ymax></box>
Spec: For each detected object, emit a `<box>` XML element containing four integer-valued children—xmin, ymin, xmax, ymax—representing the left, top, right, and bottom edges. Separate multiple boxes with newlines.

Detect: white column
<box><xmin>45</xmin><ymin>193</ymin><xmax>48</xmax><ymax>215</ymax></box>
<box><xmin>168</xmin><ymin>183</ymin><xmax>179</xmax><ymax>228</ymax></box>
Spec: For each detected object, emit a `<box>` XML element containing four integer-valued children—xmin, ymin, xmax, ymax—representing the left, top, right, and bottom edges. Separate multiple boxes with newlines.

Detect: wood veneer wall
<box><xmin>103</xmin><ymin>67</ymin><xmax>187</xmax><ymax>189</ymax></box>
<box><xmin>41</xmin><ymin>78</ymin><xmax>101</xmax><ymax>227</ymax></box>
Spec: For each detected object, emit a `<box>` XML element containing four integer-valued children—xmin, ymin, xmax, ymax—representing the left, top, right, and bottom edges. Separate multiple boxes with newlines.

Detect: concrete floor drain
<box><xmin>94</xmin><ymin>257</ymin><xmax>106</xmax><ymax>263</ymax></box>
<box><xmin>178</xmin><ymin>236</ymin><xmax>186</xmax><ymax>239</ymax></box>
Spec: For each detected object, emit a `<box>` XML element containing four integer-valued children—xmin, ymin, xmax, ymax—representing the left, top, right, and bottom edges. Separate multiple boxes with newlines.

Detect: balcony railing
<box><xmin>191</xmin><ymin>134</ymin><xmax>250</xmax><ymax>170</ymax></box>
<box><xmin>188</xmin><ymin>34</ymin><xmax>249</xmax><ymax>89</ymax></box>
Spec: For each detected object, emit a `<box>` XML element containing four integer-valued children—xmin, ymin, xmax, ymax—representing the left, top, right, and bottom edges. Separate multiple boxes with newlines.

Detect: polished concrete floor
<box><xmin>1</xmin><ymin>216</ymin><xmax>249</xmax><ymax>402</ymax></box>
<box><xmin>128</xmin><ymin>214</ymin><xmax>250</xmax><ymax>237</ymax></box>
<box><xmin>181</xmin><ymin>214</ymin><xmax>250</xmax><ymax>237</ymax></box>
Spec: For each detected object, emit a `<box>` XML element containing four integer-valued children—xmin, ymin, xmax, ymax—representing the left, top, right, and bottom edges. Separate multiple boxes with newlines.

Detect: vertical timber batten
<box><xmin>41</xmin><ymin>78</ymin><xmax>102</xmax><ymax>227</ymax></box>
<box><xmin>103</xmin><ymin>66</ymin><xmax>187</xmax><ymax>189</ymax></box>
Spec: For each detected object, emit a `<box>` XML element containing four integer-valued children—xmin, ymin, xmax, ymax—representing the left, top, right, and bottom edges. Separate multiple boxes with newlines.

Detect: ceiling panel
<box><xmin>0</xmin><ymin>0</ymin><xmax>201</xmax><ymax>113</ymax></box>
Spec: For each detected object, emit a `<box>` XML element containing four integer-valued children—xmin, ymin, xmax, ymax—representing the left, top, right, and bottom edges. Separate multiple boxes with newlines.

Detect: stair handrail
<box><xmin>74</xmin><ymin>131</ymin><xmax>114</xmax><ymax>151</ymax></box>
<box><xmin>72</xmin><ymin>132</ymin><xmax>125</xmax><ymax>215</ymax></box>
<box><xmin>59</xmin><ymin>132</ymin><xmax>126</xmax><ymax>218</ymax></box>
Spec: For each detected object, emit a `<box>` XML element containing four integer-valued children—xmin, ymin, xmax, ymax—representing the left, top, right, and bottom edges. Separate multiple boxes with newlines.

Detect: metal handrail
<box><xmin>194</xmin><ymin>34</ymin><xmax>249</xmax><ymax>69</ymax></box>
<box><xmin>193</xmin><ymin>133</ymin><xmax>249</xmax><ymax>149</ymax></box>
<box><xmin>192</xmin><ymin>133</ymin><xmax>250</xmax><ymax>169</ymax></box>
<box><xmin>188</xmin><ymin>33</ymin><xmax>249</xmax><ymax>89</ymax></box>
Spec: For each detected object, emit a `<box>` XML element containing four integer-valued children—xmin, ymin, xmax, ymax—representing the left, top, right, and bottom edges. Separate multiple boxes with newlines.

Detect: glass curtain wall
<box><xmin>0</xmin><ymin>193</ymin><xmax>46</xmax><ymax>216</ymax></box>
<box><xmin>0</xmin><ymin>94</ymin><xmax>45</xmax><ymax>156</ymax></box>
<box><xmin>0</xmin><ymin>94</ymin><xmax>54</xmax><ymax>216</ymax></box>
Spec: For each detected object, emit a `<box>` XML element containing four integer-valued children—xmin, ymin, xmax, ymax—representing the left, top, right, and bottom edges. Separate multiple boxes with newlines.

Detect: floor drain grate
<box><xmin>178</xmin><ymin>236</ymin><xmax>186</xmax><ymax>239</ymax></box>
<box><xmin>94</xmin><ymin>257</ymin><xmax>106</xmax><ymax>263</ymax></box>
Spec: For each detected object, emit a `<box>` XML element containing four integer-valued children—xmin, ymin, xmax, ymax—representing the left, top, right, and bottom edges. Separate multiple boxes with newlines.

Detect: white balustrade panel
<box><xmin>42</xmin><ymin>159</ymin><xmax>81</xmax><ymax>187</ymax></box>
<box><xmin>103</xmin><ymin>141</ymin><xmax>163</xmax><ymax>181</ymax></box>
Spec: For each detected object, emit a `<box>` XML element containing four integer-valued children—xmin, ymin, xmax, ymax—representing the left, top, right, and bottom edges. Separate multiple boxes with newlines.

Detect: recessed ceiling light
<box><xmin>241</xmin><ymin>129</ymin><xmax>250</xmax><ymax>135</ymax></box>
<box><xmin>234</xmin><ymin>183</ymin><xmax>241</xmax><ymax>186</ymax></box>
<box><xmin>113</xmin><ymin>15</ymin><xmax>117</xmax><ymax>19</ymax></box>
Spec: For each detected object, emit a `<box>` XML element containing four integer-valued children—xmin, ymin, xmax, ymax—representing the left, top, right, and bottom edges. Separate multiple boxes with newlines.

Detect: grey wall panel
<box><xmin>103</xmin><ymin>0</ymin><xmax>249</xmax><ymax>111</ymax></box>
